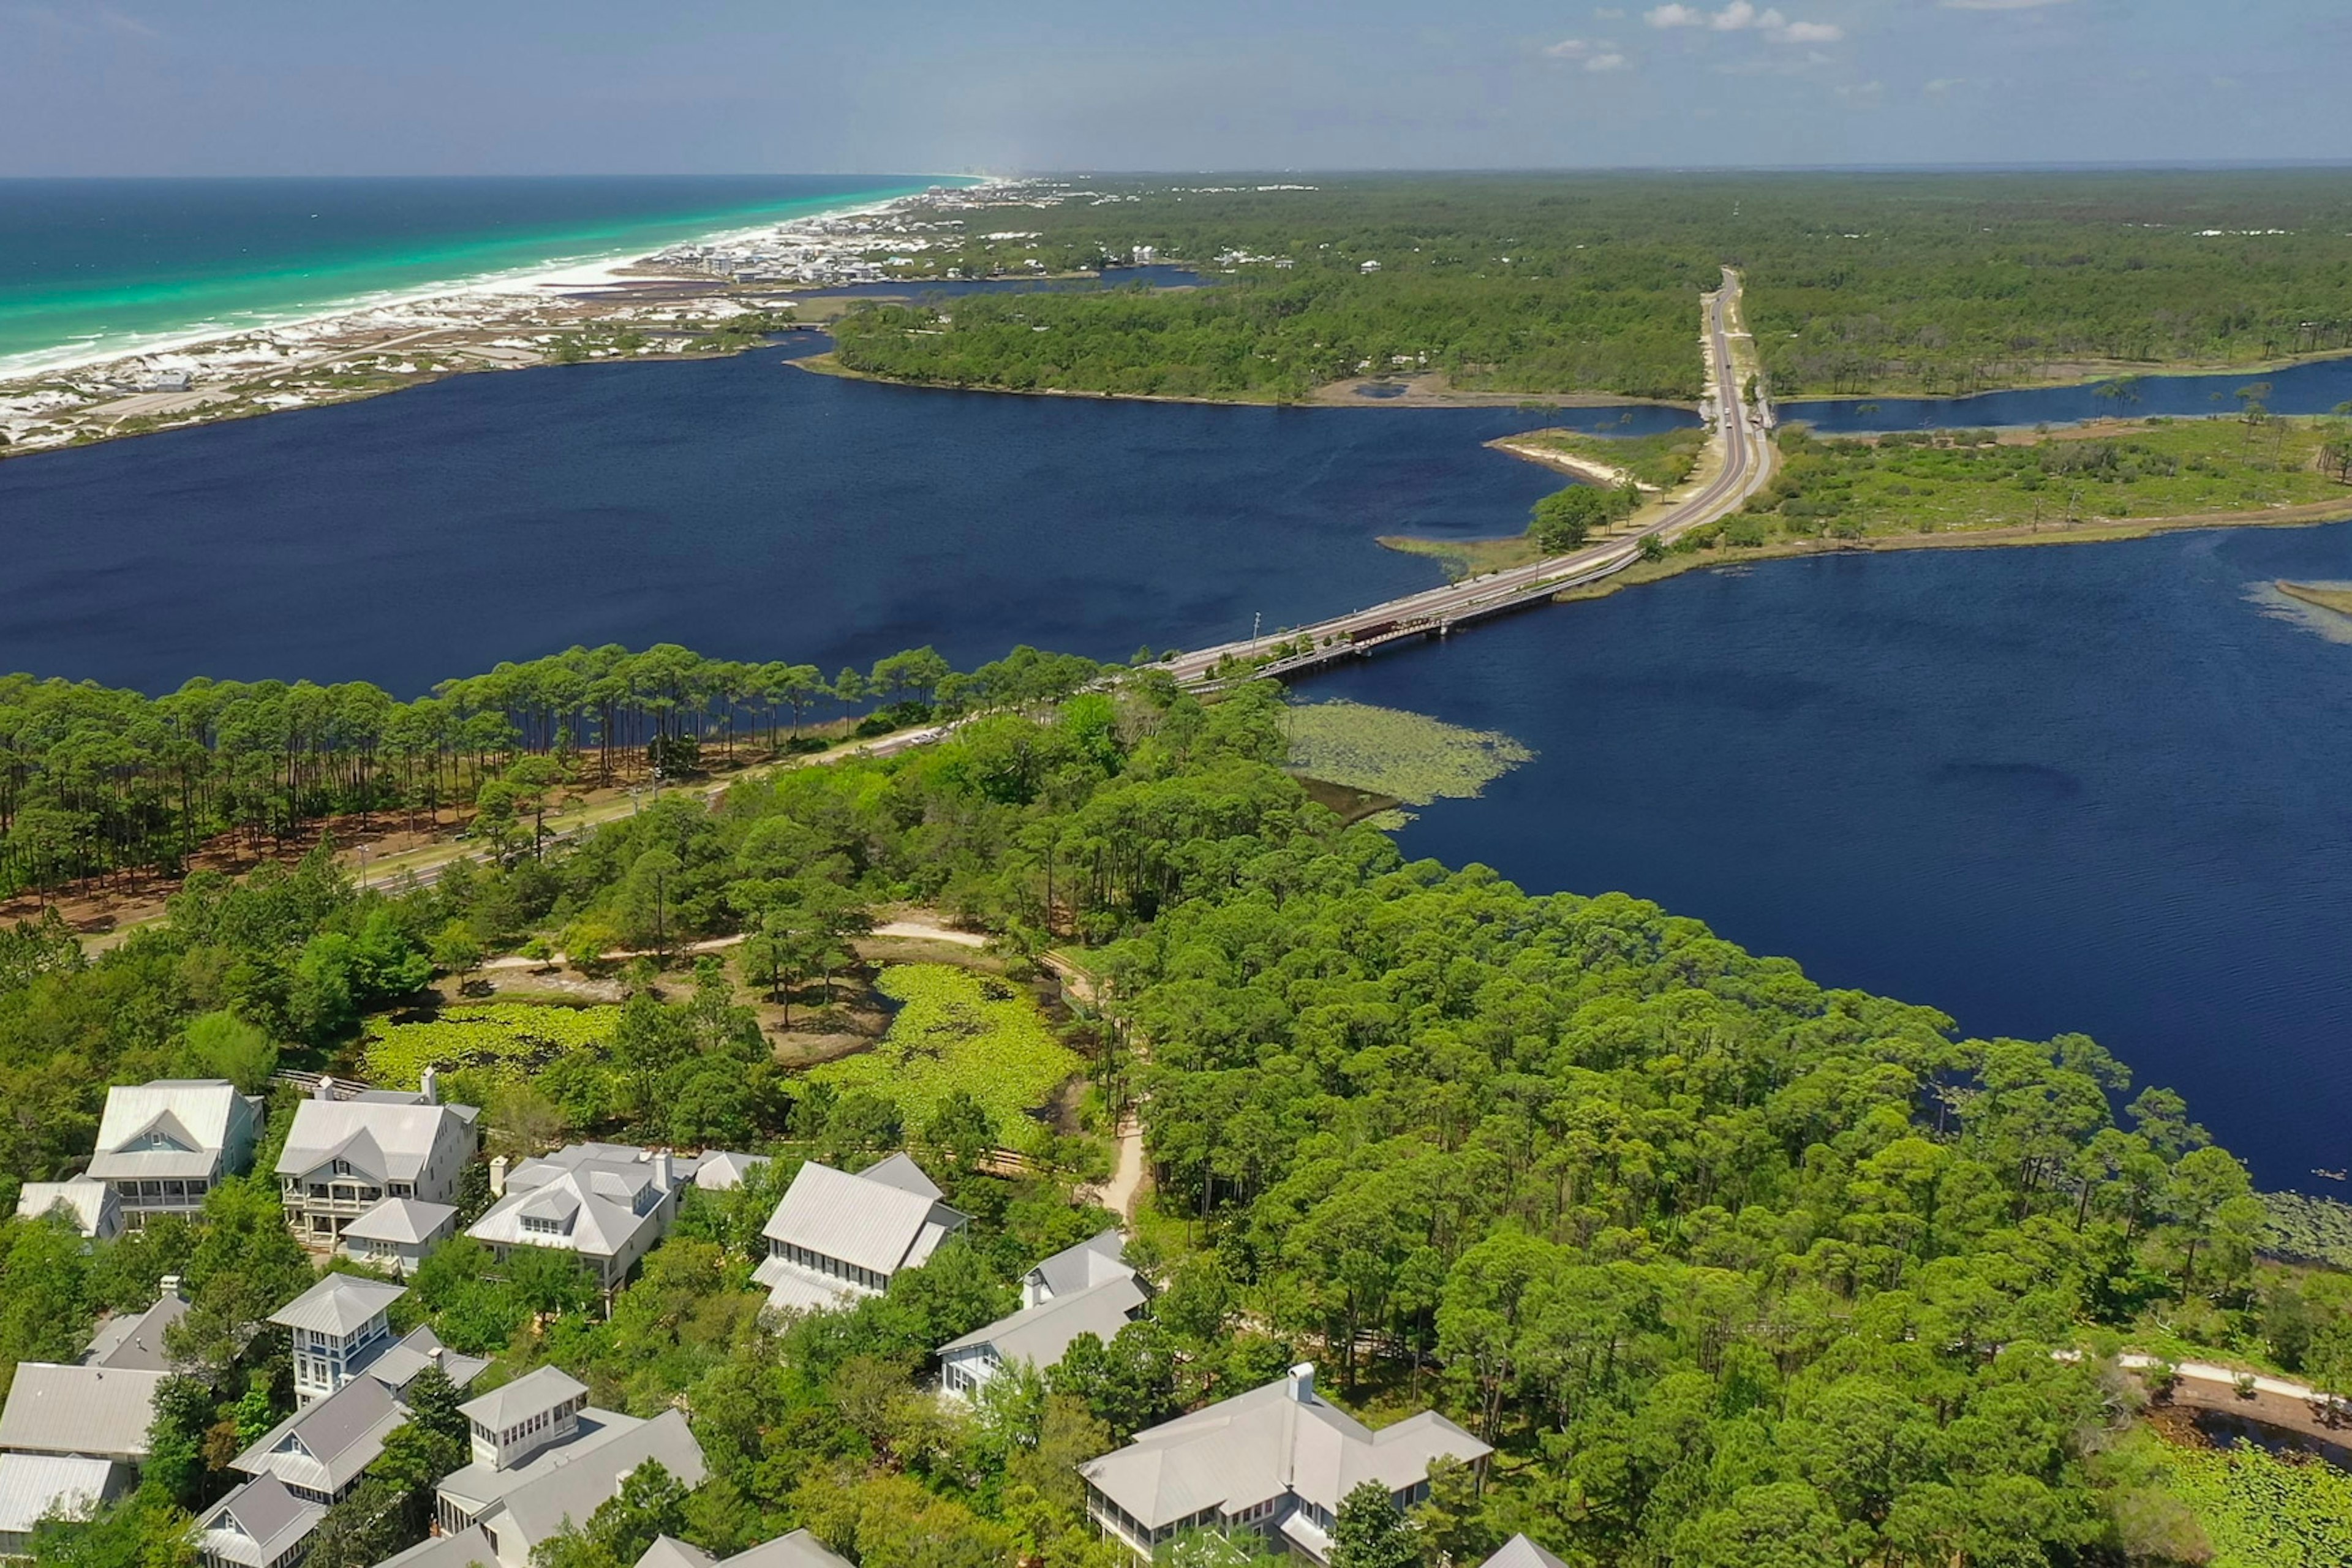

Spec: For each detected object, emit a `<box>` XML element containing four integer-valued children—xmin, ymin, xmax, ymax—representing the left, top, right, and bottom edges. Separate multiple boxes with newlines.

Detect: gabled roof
<box><xmin>0</xmin><ymin>1452</ymin><xmax>118</xmax><ymax>1536</ymax></box>
<box><xmin>89</xmin><ymin>1080</ymin><xmax>249</xmax><ymax>1166</ymax></box>
<box><xmin>363</xmin><ymin>1325</ymin><xmax>487</xmax><ymax>1396</ymax></box>
<box><xmin>436</xmin><ymin>1408</ymin><xmax>643</xmax><ymax>1518</ymax></box>
<box><xmin>1480</xmin><ymin>1536</ymin><xmax>1571</xmax><ymax>1568</ymax></box>
<box><xmin>342</xmin><ymin>1196</ymin><xmax>458</xmax><ymax>1246</ymax></box>
<box><xmin>269</xmin><ymin>1274</ymin><xmax>407</xmax><ymax>1337</ymax></box>
<box><xmin>1079</xmin><ymin>1366</ymin><xmax>1492</xmax><ymax>1530</ymax></box>
<box><xmin>277</xmin><ymin>1099</ymin><xmax>475</xmax><ymax>1185</ymax></box>
<box><xmin>760</xmin><ymin>1157</ymin><xmax>967</xmax><ymax>1277</ymax></box>
<box><xmin>15</xmin><ymin>1179</ymin><xmax>118</xmax><ymax>1238</ymax></box>
<box><xmin>469</xmin><ymin>1145</ymin><xmax>680</xmax><ymax>1264</ymax></box>
<box><xmin>477</xmin><ymin>1409</ymin><xmax>706</xmax><ymax>1551</ymax></box>
<box><xmin>459</xmin><ymin>1366</ymin><xmax>586</xmax><ymax>1431</ymax></box>
<box><xmin>0</xmin><ymin>1365</ymin><xmax>170</xmax><ymax>1460</ymax></box>
<box><xmin>637</xmin><ymin>1536</ymin><xmax>718</xmax><ymax>1568</ymax></box>
<box><xmin>690</xmin><ymin>1151</ymin><xmax>771</xmax><ymax>1192</ymax></box>
<box><xmin>83</xmin><ymin>1294</ymin><xmax>189</xmax><ymax>1372</ymax></box>
<box><xmin>938</xmin><ymin>1273</ymin><xmax>1150</xmax><ymax>1370</ymax></box>
<box><xmin>231</xmin><ymin>1376</ymin><xmax>404</xmax><ymax>1496</ymax></box>
<box><xmin>720</xmin><ymin>1533</ymin><xmax>856</xmax><ymax>1568</ymax></box>
<box><xmin>375</xmin><ymin>1523</ymin><xmax>496</xmax><ymax>1568</ymax></box>
<box><xmin>197</xmin><ymin>1474</ymin><xmax>325</xmax><ymax>1567</ymax></box>
<box><xmin>1028</xmin><ymin>1230</ymin><xmax>1134</xmax><ymax>1299</ymax></box>
<box><xmin>859</xmin><ymin>1152</ymin><xmax>944</xmax><ymax>1200</ymax></box>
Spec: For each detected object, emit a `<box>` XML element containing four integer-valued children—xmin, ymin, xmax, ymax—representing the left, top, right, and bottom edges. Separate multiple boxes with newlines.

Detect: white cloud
<box><xmin>1544</xmin><ymin>36</ymin><xmax>1634</xmax><ymax>69</ymax></box>
<box><xmin>1649</xmin><ymin>1</ymin><xmax>1838</xmax><ymax>42</ymax></box>
<box><xmin>1941</xmin><ymin>0</ymin><xmax>2069</xmax><ymax>8</ymax></box>
<box><xmin>1593</xmin><ymin>5</ymin><xmax>1627</xmax><ymax>15</ymax></box>
<box><xmin>1924</xmin><ymin>76</ymin><xmax>1965</xmax><ymax>94</ymax></box>
<box><xmin>1838</xmin><ymin>79</ymin><xmax>1885</xmax><ymax>102</ymax></box>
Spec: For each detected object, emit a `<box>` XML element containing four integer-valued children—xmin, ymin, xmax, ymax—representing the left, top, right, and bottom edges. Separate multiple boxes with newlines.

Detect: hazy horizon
<box><xmin>6</xmin><ymin>1</ymin><xmax>2346</xmax><ymax>178</ymax></box>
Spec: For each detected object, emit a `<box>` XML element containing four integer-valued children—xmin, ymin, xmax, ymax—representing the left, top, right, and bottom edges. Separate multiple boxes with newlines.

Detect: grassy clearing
<box><xmin>1718</xmin><ymin>417</ymin><xmax>2352</xmax><ymax>545</ymax></box>
<box><xmin>1284</xmin><ymin>698</ymin><xmax>1532</xmax><ymax>808</ymax></box>
<box><xmin>808</xmin><ymin>963</ymin><xmax>1080</xmax><ymax>1153</ymax></box>
<box><xmin>1375</xmin><ymin>532</ymin><xmax>1544</xmax><ymax>578</ymax></box>
<box><xmin>363</xmin><ymin>1002</ymin><xmax>617</xmax><ymax>1091</ymax></box>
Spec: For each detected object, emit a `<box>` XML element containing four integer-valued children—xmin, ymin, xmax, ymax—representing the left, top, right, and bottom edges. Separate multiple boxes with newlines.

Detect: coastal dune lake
<box><xmin>5</xmin><ymin>343</ymin><xmax>2350</xmax><ymax>1186</ymax></box>
<box><xmin>1307</xmin><ymin>523</ymin><xmax>2352</xmax><ymax>1189</ymax></box>
<box><xmin>0</xmin><ymin>339</ymin><xmax>1686</xmax><ymax>694</ymax></box>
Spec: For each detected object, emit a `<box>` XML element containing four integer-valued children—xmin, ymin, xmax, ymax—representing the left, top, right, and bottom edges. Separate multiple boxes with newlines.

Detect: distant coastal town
<box><xmin>0</xmin><ymin>179</ymin><xmax>1099</xmax><ymax>456</ymax></box>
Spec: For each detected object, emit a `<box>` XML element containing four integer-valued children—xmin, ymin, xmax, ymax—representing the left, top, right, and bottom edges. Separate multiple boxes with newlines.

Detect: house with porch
<box><xmin>1079</xmin><ymin>1363</ymin><xmax>1491</xmax><ymax>1564</ymax></box>
<box><xmin>85</xmin><ymin>1079</ymin><xmax>262</xmax><ymax>1229</ymax></box>
<box><xmin>275</xmin><ymin>1071</ymin><xmax>478</xmax><ymax>1252</ymax></box>
<box><xmin>271</xmin><ymin>1275</ymin><xmax>409</xmax><ymax>1407</ymax></box>
<box><xmin>753</xmin><ymin>1153</ymin><xmax>967</xmax><ymax>1317</ymax></box>
<box><xmin>466</xmin><ymin>1144</ymin><xmax>688</xmax><ymax>1295</ymax></box>
<box><xmin>938</xmin><ymin>1231</ymin><xmax>1150</xmax><ymax>1398</ymax></box>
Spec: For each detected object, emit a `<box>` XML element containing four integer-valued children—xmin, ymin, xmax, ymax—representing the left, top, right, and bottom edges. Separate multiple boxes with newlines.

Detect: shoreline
<box><xmin>1777</xmin><ymin>344</ymin><xmax>2352</xmax><ymax>407</ymax></box>
<box><xmin>0</xmin><ymin>179</ymin><xmax>993</xmax><ymax>457</ymax></box>
<box><xmin>0</xmin><ymin>184</ymin><xmax>962</xmax><ymax>382</ymax></box>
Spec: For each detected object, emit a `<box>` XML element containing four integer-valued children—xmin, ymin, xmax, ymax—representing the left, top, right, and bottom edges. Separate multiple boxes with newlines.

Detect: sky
<box><xmin>3</xmin><ymin>0</ymin><xmax>2348</xmax><ymax>175</ymax></box>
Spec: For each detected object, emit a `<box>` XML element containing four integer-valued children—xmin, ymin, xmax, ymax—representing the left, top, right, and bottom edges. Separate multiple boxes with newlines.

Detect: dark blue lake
<box><xmin>1303</xmin><ymin>525</ymin><xmax>2352</xmax><ymax>1189</ymax></box>
<box><xmin>0</xmin><ymin>339</ymin><xmax>1692</xmax><ymax>696</ymax></box>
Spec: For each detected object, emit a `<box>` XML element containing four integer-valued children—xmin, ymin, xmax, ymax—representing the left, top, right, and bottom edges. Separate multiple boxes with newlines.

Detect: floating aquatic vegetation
<box><xmin>1284</xmin><ymin>698</ymin><xmax>1533</xmax><ymax>807</ymax></box>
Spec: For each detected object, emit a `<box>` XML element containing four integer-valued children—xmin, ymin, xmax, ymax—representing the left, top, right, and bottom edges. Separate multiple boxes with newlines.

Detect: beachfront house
<box><xmin>466</xmin><ymin>1144</ymin><xmax>688</xmax><ymax>1295</ymax></box>
<box><xmin>1079</xmin><ymin>1363</ymin><xmax>1492</xmax><ymax>1564</ymax></box>
<box><xmin>271</xmin><ymin>1275</ymin><xmax>409</xmax><ymax>1407</ymax></box>
<box><xmin>85</xmin><ymin>1079</ymin><xmax>262</xmax><ymax>1229</ymax></box>
<box><xmin>937</xmin><ymin>1231</ymin><xmax>1151</xmax><ymax>1398</ymax></box>
<box><xmin>275</xmin><ymin>1071</ymin><xmax>478</xmax><ymax>1252</ymax></box>
<box><xmin>753</xmin><ymin>1153</ymin><xmax>967</xmax><ymax>1317</ymax></box>
<box><xmin>433</xmin><ymin>1368</ymin><xmax>705</xmax><ymax>1566</ymax></box>
<box><xmin>14</xmin><ymin>1177</ymin><xmax>123</xmax><ymax>1242</ymax></box>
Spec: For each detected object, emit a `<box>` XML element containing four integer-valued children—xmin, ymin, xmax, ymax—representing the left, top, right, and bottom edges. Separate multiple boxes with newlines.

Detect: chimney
<box><xmin>420</xmin><ymin>1066</ymin><xmax>440</xmax><ymax>1106</ymax></box>
<box><xmin>1286</xmin><ymin>1363</ymin><xmax>1316</xmax><ymax>1404</ymax></box>
<box><xmin>159</xmin><ymin>1274</ymin><xmax>183</xmax><ymax>1301</ymax></box>
<box><xmin>490</xmin><ymin>1156</ymin><xmax>509</xmax><ymax>1197</ymax></box>
<box><xmin>653</xmin><ymin>1150</ymin><xmax>674</xmax><ymax>1191</ymax></box>
<box><xmin>314</xmin><ymin>1076</ymin><xmax>335</xmax><ymax>1101</ymax></box>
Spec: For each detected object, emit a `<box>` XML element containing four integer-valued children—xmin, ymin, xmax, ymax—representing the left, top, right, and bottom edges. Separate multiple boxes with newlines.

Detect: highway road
<box><xmin>1161</xmin><ymin>268</ymin><xmax>1775</xmax><ymax>687</ymax></box>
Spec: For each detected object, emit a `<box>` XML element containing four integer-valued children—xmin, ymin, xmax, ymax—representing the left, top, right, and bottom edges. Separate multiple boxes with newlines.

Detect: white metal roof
<box><xmin>277</xmin><ymin>1099</ymin><xmax>476</xmax><ymax>1185</ymax></box>
<box><xmin>0</xmin><ymin>1365</ymin><xmax>170</xmax><ymax>1460</ymax></box>
<box><xmin>1079</xmin><ymin>1366</ymin><xmax>1492</xmax><ymax>1529</ymax></box>
<box><xmin>0</xmin><ymin>1452</ymin><xmax>117</xmax><ymax>1534</ymax></box>
<box><xmin>14</xmin><ymin>1180</ymin><xmax>117</xmax><ymax>1237</ymax></box>
<box><xmin>468</xmin><ymin>1145</ymin><xmax>677</xmax><ymax>1263</ymax></box>
<box><xmin>230</xmin><ymin>1376</ymin><xmax>404</xmax><ymax>1496</ymax></box>
<box><xmin>459</xmin><ymin>1366</ymin><xmax>586</xmax><ymax>1431</ymax></box>
<box><xmin>197</xmin><ymin>1473</ymin><xmax>324</xmax><ymax>1567</ymax></box>
<box><xmin>90</xmin><ymin>1080</ymin><xmax>247</xmax><ymax>1161</ymax></box>
<box><xmin>637</xmin><ymin>1536</ymin><xmax>718</xmax><ymax>1568</ymax></box>
<box><xmin>268</xmin><ymin>1273</ymin><xmax>407</xmax><ymax>1336</ymax></box>
<box><xmin>342</xmin><ymin>1196</ymin><xmax>458</xmax><ymax>1246</ymax></box>
<box><xmin>760</xmin><ymin>1158</ymin><xmax>965</xmax><ymax>1277</ymax></box>
<box><xmin>1480</xmin><ymin>1536</ymin><xmax>1572</xmax><ymax>1568</ymax></box>
<box><xmin>477</xmin><ymin>1409</ymin><xmax>705</xmax><ymax>1553</ymax></box>
<box><xmin>938</xmin><ymin>1274</ymin><xmax>1150</xmax><ymax>1369</ymax></box>
<box><xmin>720</xmin><ymin>1532</ymin><xmax>856</xmax><ymax>1568</ymax></box>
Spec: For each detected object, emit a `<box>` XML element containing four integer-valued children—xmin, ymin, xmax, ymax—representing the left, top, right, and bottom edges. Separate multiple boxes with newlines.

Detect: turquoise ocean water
<box><xmin>0</xmin><ymin>175</ymin><xmax>948</xmax><ymax>375</ymax></box>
